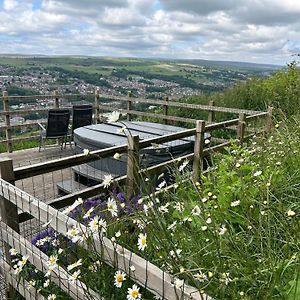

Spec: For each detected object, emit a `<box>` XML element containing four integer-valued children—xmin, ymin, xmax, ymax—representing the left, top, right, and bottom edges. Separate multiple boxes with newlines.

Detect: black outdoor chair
<box><xmin>71</xmin><ymin>104</ymin><xmax>93</xmax><ymax>133</ymax></box>
<box><xmin>38</xmin><ymin>109</ymin><xmax>70</xmax><ymax>151</ymax></box>
<box><xmin>68</xmin><ymin>104</ymin><xmax>93</xmax><ymax>148</ymax></box>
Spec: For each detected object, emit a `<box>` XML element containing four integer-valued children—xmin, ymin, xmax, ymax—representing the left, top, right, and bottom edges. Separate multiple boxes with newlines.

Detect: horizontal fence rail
<box><xmin>0</xmin><ymin>90</ymin><xmax>269</xmax><ymax>153</ymax></box>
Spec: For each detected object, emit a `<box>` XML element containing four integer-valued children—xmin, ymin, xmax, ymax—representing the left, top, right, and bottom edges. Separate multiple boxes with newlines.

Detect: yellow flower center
<box><xmin>141</xmin><ymin>238</ymin><xmax>146</xmax><ymax>246</ymax></box>
<box><xmin>131</xmin><ymin>290</ymin><xmax>138</xmax><ymax>298</ymax></box>
<box><xmin>116</xmin><ymin>274</ymin><xmax>123</xmax><ymax>283</ymax></box>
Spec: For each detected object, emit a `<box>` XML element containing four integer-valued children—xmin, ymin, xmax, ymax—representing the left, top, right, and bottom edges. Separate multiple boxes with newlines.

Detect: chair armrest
<box><xmin>37</xmin><ymin>122</ymin><xmax>46</xmax><ymax>131</ymax></box>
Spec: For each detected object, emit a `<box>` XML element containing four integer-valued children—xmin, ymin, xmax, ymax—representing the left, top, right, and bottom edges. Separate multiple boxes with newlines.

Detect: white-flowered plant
<box><xmin>137</xmin><ymin>233</ymin><xmax>147</xmax><ymax>251</ymax></box>
<box><xmin>114</xmin><ymin>270</ymin><xmax>126</xmax><ymax>288</ymax></box>
<box><xmin>103</xmin><ymin>174</ymin><xmax>113</xmax><ymax>188</ymax></box>
<box><xmin>68</xmin><ymin>270</ymin><xmax>81</xmax><ymax>284</ymax></box>
<box><xmin>67</xmin><ymin>226</ymin><xmax>83</xmax><ymax>243</ymax></box>
<box><xmin>67</xmin><ymin>259</ymin><xmax>83</xmax><ymax>272</ymax></box>
<box><xmin>107</xmin><ymin>198</ymin><xmax>118</xmax><ymax>217</ymax></box>
<box><xmin>108</xmin><ymin>111</ymin><xmax>120</xmax><ymax>122</ymax></box>
<box><xmin>127</xmin><ymin>284</ymin><xmax>141</xmax><ymax>300</ymax></box>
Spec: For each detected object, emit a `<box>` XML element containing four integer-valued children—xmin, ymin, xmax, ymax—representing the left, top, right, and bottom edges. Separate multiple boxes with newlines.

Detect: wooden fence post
<box><xmin>208</xmin><ymin>100</ymin><xmax>215</xmax><ymax>123</ymax></box>
<box><xmin>193</xmin><ymin>120</ymin><xmax>205</xmax><ymax>181</ymax></box>
<box><xmin>94</xmin><ymin>88</ymin><xmax>100</xmax><ymax>124</ymax></box>
<box><xmin>265</xmin><ymin>106</ymin><xmax>273</xmax><ymax>134</ymax></box>
<box><xmin>54</xmin><ymin>90</ymin><xmax>59</xmax><ymax>109</ymax></box>
<box><xmin>237</xmin><ymin>113</ymin><xmax>246</xmax><ymax>145</ymax></box>
<box><xmin>3</xmin><ymin>91</ymin><xmax>13</xmax><ymax>153</ymax></box>
<box><xmin>127</xmin><ymin>91</ymin><xmax>132</xmax><ymax>121</ymax></box>
<box><xmin>126</xmin><ymin>135</ymin><xmax>140</xmax><ymax>199</ymax></box>
<box><xmin>163</xmin><ymin>96</ymin><xmax>169</xmax><ymax>125</ymax></box>
<box><xmin>0</xmin><ymin>158</ymin><xmax>19</xmax><ymax>297</ymax></box>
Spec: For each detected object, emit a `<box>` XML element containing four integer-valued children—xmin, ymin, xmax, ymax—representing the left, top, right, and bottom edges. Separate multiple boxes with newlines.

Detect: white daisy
<box><xmin>137</xmin><ymin>233</ymin><xmax>147</xmax><ymax>251</ymax></box>
<box><xmin>108</xmin><ymin>111</ymin><xmax>120</xmax><ymax>122</ymax></box>
<box><xmin>127</xmin><ymin>284</ymin><xmax>141</xmax><ymax>300</ymax></box>
<box><xmin>114</xmin><ymin>270</ymin><xmax>126</xmax><ymax>288</ymax></box>
<box><xmin>67</xmin><ymin>259</ymin><xmax>83</xmax><ymax>272</ymax></box>
<box><xmin>107</xmin><ymin>198</ymin><xmax>118</xmax><ymax>217</ymax></box>
<box><xmin>103</xmin><ymin>174</ymin><xmax>113</xmax><ymax>188</ymax></box>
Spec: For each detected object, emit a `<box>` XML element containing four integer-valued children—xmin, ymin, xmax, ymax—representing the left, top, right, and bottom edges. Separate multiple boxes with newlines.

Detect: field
<box><xmin>0</xmin><ymin>55</ymin><xmax>280</xmax><ymax>90</ymax></box>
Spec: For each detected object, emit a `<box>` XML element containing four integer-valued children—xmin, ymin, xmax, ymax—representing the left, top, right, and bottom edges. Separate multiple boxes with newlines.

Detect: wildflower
<box><xmin>287</xmin><ymin>209</ymin><xmax>296</xmax><ymax>217</ymax></box>
<box><xmin>108</xmin><ymin>111</ymin><xmax>120</xmax><ymax>122</ymax></box>
<box><xmin>18</xmin><ymin>255</ymin><xmax>29</xmax><ymax>267</ymax></box>
<box><xmin>159</xmin><ymin>203</ymin><xmax>169</xmax><ymax>214</ymax></box>
<box><xmin>9</xmin><ymin>248</ymin><xmax>18</xmax><ymax>256</ymax></box>
<box><xmin>208</xmin><ymin>271</ymin><xmax>214</xmax><ymax>278</ymax></box>
<box><xmin>202</xmin><ymin>197</ymin><xmax>208</xmax><ymax>203</ymax></box>
<box><xmin>83</xmin><ymin>207</ymin><xmax>95</xmax><ymax>219</ymax></box>
<box><xmin>231</xmin><ymin>200</ymin><xmax>240</xmax><ymax>207</ymax></box>
<box><xmin>191</xmin><ymin>205</ymin><xmax>201</xmax><ymax>216</ymax></box>
<box><xmin>167</xmin><ymin>221</ymin><xmax>177</xmax><ymax>231</ymax></box>
<box><xmin>117</xmin><ymin>127</ymin><xmax>126</xmax><ymax>134</ymax></box>
<box><xmin>114</xmin><ymin>153</ymin><xmax>121</xmax><ymax>160</ymax></box>
<box><xmin>219</xmin><ymin>225</ymin><xmax>227</xmax><ymax>235</ymax></box>
<box><xmin>201</xmin><ymin>226</ymin><xmax>208</xmax><ymax>231</ymax></box>
<box><xmin>48</xmin><ymin>295</ymin><xmax>56</xmax><ymax>300</ymax></box>
<box><xmin>43</xmin><ymin>279</ymin><xmax>50</xmax><ymax>288</ymax></box>
<box><xmin>275</xmin><ymin>123</ymin><xmax>279</xmax><ymax>128</ymax></box>
<box><xmin>62</xmin><ymin>198</ymin><xmax>83</xmax><ymax>215</ymax></box>
<box><xmin>235</xmin><ymin>163</ymin><xmax>241</xmax><ymax>168</ymax></box>
<box><xmin>137</xmin><ymin>233</ymin><xmax>147</xmax><ymax>251</ymax></box>
<box><xmin>115</xmin><ymin>231</ymin><xmax>121</xmax><ymax>238</ymax></box>
<box><xmin>156</xmin><ymin>180</ymin><xmax>166</xmax><ymax>191</ymax></box>
<box><xmin>204</xmin><ymin>139</ymin><xmax>210</xmax><ymax>145</ymax></box>
<box><xmin>83</xmin><ymin>149</ymin><xmax>90</xmax><ymax>156</ymax></box>
<box><xmin>13</xmin><ymin>266</ymin><xmax>22</xmax><ymax>275</ymax></box>
<box><xmin>206</xmin><ymin>217</ymin><xmax>212</xmax><ymax>224</ymax></box>
<box><xmin>26</xmin><ymin>280</ymin><xmax>36</xmax><ymax>290</ymax></box>
<box><xmin>67</xmin><ymin>226</ymin><xmax>82</xmax><ymax>243</ymax></box>
<box><xmin>253</xmin><ymin>170</ymin><xmax>262</xmax><ymax>177</ymax></box>
<box><xmin>68</xmin><ymin>270</ymin><xmax>81</xmax><ymax>284</ymax></box>
<box><xmin>174</xmin><ymin>202</ymin><xmax>184</xmax><ymax>212</ymax></box>
<box><xmin>103</xmin><ymin>174</ymin><xmax>113</xmax><ymax>188</ymax></box>
<box><xmin>174</xmin><ymin>278</ymin><xmax>184</xmax><ymax>289</ymax></box>
<box><xmin>114</xmin><ymin>270</ymin><xmax>126</xmax><ymax>288</ymax></box>
<box><xmin>127</xmin><ymin>284</ymin><xmax>141</xmax><ymax>300</ymax></box>
<box><xmin>207</xmin><ymin>192</ymin><xmax>213</xmax><ymax>197</ymax></box>
<box><xmin>47</xmin><ymin>255</ymin><xmax>58</xmax><ymax>267</ymax></box>
<box><xmin>194</xmin><ymin>271</ymin><xmax>208</xmax><ymax>282</ymax></box>
<box><xmin>67</xmin><ymin>259</ymin><xmax>83</xmax><ymax>272</ymax></box>
<box><xmin>220</xmin><ymin>272</ymin><xmax>232</xmax><ymax>285</ymax></box>
<box><xmin>45</xmin><ymin>265</ymin><xmax>56</xmax><ymax>277</ymax></box>
<box><xmin>178</xmin><ymin>160</ymin><xmax>189</xmax><ymax>172</ymax></box>
<box><xmin>58</xmin><ymin>248</ymin><xmax>63</xmax><ymax>255</ymax></box>
<box><xmin>107</xmin><ymin>198</ymin><xmax>118</xmax><ymax>217</ymax></box>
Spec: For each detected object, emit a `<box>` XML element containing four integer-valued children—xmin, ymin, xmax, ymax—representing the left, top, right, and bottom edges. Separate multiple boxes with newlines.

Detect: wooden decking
<box><xmin>0</xmin><ymin>145</ymin><xmax>74</xmax><ymax>201</ymax></box>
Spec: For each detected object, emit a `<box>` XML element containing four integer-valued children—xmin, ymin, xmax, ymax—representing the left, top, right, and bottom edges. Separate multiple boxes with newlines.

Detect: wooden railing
<box><xmin>0</xmin><ymin>90</ymin><xmax>268</xmax><ymax>152</ymax></box>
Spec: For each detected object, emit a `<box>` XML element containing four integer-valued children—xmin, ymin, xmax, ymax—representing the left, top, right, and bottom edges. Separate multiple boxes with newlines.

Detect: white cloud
<box><xmin>3</xmin><ymin>0</ymin><xmax>18</xmax><ymax>11</ymax></box>
<box><xmin>0</xmin><ymin>0</ymin><xmax>299</xmax><ymax>64</ymax></box>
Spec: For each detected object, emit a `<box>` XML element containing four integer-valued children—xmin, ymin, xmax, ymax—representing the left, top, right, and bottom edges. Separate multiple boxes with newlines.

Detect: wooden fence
<box><xmin>0</xmin><ymin>101</ymin><xmax>271</xmax><ymax>299</ymax></box>
<box><xmin>0</xmin><ymin>90</ymin><xmax>270</xmax><ymax>152</ymax></box>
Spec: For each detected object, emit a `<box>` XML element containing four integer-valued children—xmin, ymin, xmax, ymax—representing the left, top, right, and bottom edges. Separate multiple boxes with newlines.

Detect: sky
<box><xmin>0</xmin><ymin>0</ymin><xmax>299</xmax><ymax>65</ymax></box>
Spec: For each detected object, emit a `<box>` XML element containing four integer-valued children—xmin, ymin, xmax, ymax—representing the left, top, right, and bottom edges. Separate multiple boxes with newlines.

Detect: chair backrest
<box><xmin>46</xmin><ymin>109</ymin><xmax>70</xmax><ymax>138</ymax></box>
<box><xmin>72</xmin><ymin>104</ymin><xmax>93</xmax><ymax>133</ymax></box>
